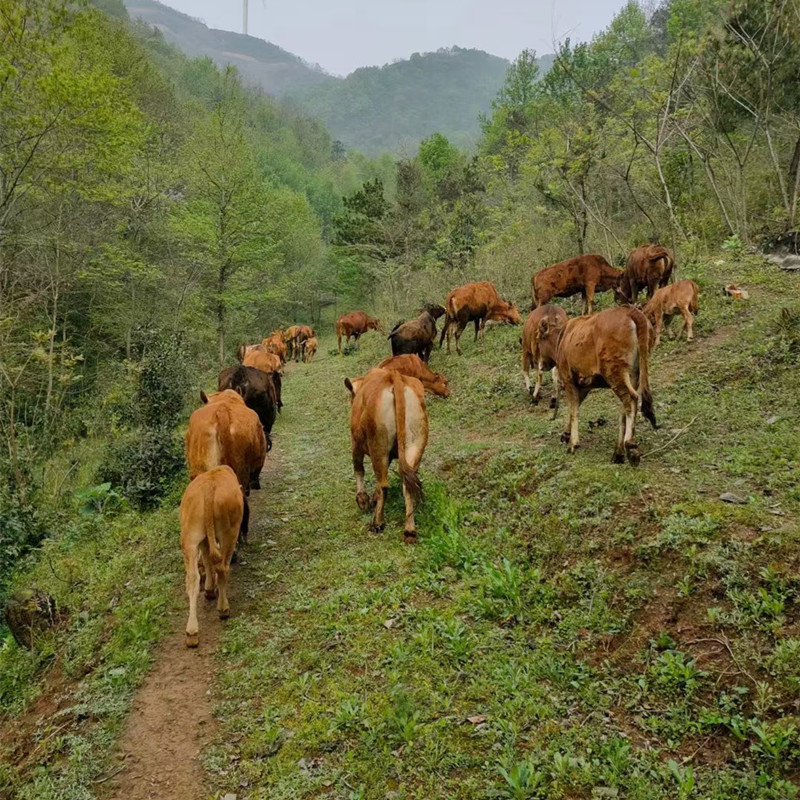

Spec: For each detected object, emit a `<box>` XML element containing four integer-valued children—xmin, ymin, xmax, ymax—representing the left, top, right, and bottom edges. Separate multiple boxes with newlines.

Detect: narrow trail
<box><xmin>106</xmin><ymin>437</ymin><xmax>289</xmax><ymax>800</ymax></box>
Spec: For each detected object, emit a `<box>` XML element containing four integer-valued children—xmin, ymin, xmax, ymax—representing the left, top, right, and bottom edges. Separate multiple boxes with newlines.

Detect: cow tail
<box><xmin>439</xmin><ymin>296</ymin><xmax>455</xmax><ymax>348</ymax></box>
<box><xmin>203</xmin><ymin>482</ymin><xmax>223</xmax><ymax>566</ymax></box>
<box><xmin>632</xmin><ymin>311</ymin><xmax>657</xmax><ymax>430</ymax></box>
<box><xmin>236</xmin><ymin>343</ymin><xmax>246</xmax><ymax>364</ymax></box>
<box><xmin>392</xmin><ymin>375</ymin><xmax>422</xmax><ymax>506</ymax></box>
<box><xmin>530</xmin><ymin>274</ymin><xmax>538</xmax><ymax>308</ymax></box>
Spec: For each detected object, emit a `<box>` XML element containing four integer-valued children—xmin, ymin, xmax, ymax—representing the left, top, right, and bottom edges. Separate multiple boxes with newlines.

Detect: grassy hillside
<box><xmin>122</xmin><ymin>0</ymin><xmax>336</xmax><ymax>94</ymax></box>
<box><xmin>2</xmin><ymin>254</ymin><xmax>798</xmax><ymax>798</ymax></box>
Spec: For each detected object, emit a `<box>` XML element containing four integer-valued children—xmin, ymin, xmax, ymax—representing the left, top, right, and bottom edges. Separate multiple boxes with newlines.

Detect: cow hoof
<box><xmin>549</xmin><ymin>397</ymin><xmax>557</xmax><ymax>409</ymax></box>
<box><xmin>612</xmin><ymin>452</ymin><xmax>625</xmax><ymax>464</ymax></box>
<box><xmin>185</xmin><ymin>633</ymin><xmax>199</xmax><ymax>648</ymax></box>
<box><xmin>560</xmin><ymin>432</ymin><xmax>571</xmax><ymax>444</ymax></box>
<box><xmin>626</xmin><ymin>445</ymin><xmax>641</xmax><ymax>467</ymax></box>
<box><xmin>568</xmin><ymin>444</ymin><xmax>579</xmax><ymax>455</ymax></box>
<box><xmin>204</xmin><ymin>588</ymin><xmax>218</xmax><ymax>601</ymax></box>
<box><xmin>218</xmin><ymin>609</ymin><xmax>230</xmax><ymax>621</ymax></box>
<box><xmin>403</xmin><ymin>530</ymin><xmax>418</xmax><ymax>544</ymax></box>
<box><xmin>356</xmin><ymin>492</ymin><xmax>372</xmax><ymax>512</ymax></box>
<box><xmin>369</xmin><ymin>522</ymin><xmax>385</xmax><ymax>534</ymax></box>
<box><xmin>531</xmin><ymin>395</ymin><xmax>540</xmax><ymax>406</ymax></box>
<box><xmin>251</xmin><ymin>479</ymin><xmax>261</xmax><ymax>490</ymax></box>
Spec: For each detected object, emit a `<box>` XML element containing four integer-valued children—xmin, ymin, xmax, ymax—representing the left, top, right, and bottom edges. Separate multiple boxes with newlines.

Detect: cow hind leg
<box><xmin>353</xmin><ymin>451</ymin><xmax>372</xmax><ymax>512</ymax></box>
<box><xmin>216</xmin><ymin>561</ymin><xmax>231</xmax><ymax>620</ymax></box>
<box><xmin>183</xmin><ymin>542</ymin><xmax>201</xmax><ymax>648</ymax></box>
<box><xmin>561</xmin><ymin>385</ymin><xmax>581</xmax><ymax>452</ymax></box>
<box><xmin>681</xmin><ymin>307</ymin><xmax>694</xmax><ymax>341</ymax></box>
<box><xmin>533</xmin><ymin>358</ymin><xmax>545</xmax><ymax>405</ymax></box>
<box><xmin>614</xmin><ymin>378</ymin><xmax>641</xmax><ymax>466</ymax></box>
<box><xmin>454</xmin><ymin>321</ymin><xmax>467</xmax><ymax>355</ymax></box>
<box><xmin>549</xmin><ymin>366</ymin><xmax>560</xmax><ymax>411</ymax></box>
<box><xmin>473</xmin><ymin>319</ymin><xmax>480</xmax><ymax>342</ymax></box>
<box><xmin>369</xmin><ymin>453</ymin><xmax>389</xmax><ymax>533</ymax></box>
<box><xmin>522</xmin><ymin>348</ymin><xmax>533</xmax><ymax>397</ymax></box>
<box><xmin>201</xmin><ymin>543</ymin><xmax>217</xmax><ymax>600</ymax></box>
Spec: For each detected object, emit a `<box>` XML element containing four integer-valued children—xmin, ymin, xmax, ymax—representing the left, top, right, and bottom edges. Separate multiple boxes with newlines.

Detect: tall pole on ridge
<box><xmin>243</xmin><ymin>0</ymin><xmax>248</xmax><ymax>34</ymax></box>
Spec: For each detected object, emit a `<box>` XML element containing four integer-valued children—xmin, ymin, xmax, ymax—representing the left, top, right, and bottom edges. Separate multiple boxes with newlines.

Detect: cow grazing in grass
<box><xmin>218</xmin><ymin>364</ymin><xmax>281</xmax><ymax>447</ymax></box>
<box><xmin>181</xmin><ymin>465</ymin><xmax>243</xmax><ymax>648</ymax></box>
<box><xmin>388</xmin><ymin>304</ymin><xmax>446</xmax><ymax>362</ymax></box>
<box><xmin>239</xmin><ymin>343</ymin><xmax>282</xmax><ymax>374</ymax></box>
<box><xmin>643</xmin><ymin>279</ymin><xmax>699</xmax><ymax>346</ymax></box>
<box><xmin>619</xmin><ymin>244</ymin><xmax>675</xmax><ymax>303</ymax></box>
<box><xmin>556</xmin><ymin>306</ymin><xmax>657</xmax><ymax>466</ymax></box>
<box><xmin>439</xmin><ymin>282</ymin><xmax>521</xmax><ymax>355</ymax></box>
<box><xmin>521</xmin><ymin>304</ymin><xmax>568</xmax><ymax>408</ymax></box>
<box><xmin>344</xmin><ymin>369</ymin><xmax>428</xmax><ymax>541</ymax></box>
<box><xmin>185</xmin><ymin>389</ymin><xmax>266</xmax><ymax>539</ymax></box>
<box><xmin>336</xmin><ymin>312</ymin><xmax>381</xmax><ymax>354</ymax></box>
<box><xmin>303</xmin><ymin>336</ymin><xmax>318</xmax><ymax>362</ymax></box>
<box><xmin>283</xmin><ymin>325</ymin><xmax>300</xmax><ymax>360</ymax></box>
<box><xmin>263</xmin><ymin>331</ymin><xmax>287</xmax><ymax>364</ymax></box>
<box><xmin>532</xmin><ymin>254</ymin><xmax>624</xmax><ymax>315</ymax></box>
<box><xmin>376</xmin><ymin>354</ymin><xmax>451</xmax><ymax>398</ymax></box>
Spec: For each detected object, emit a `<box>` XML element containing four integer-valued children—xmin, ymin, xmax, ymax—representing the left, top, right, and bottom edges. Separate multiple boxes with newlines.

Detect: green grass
<box><xmin>2</xmin><ymin>254</ymin><xmax>799</xmax><ymax>799</ymax></box>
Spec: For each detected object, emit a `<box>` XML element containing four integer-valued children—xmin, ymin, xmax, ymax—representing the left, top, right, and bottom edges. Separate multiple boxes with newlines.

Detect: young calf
<box><xmin>180</xmin><ymin>466</ymin><xmax>244</xmax><ymax>648</ymax></box>
<box><xmin>303</xmin><ymin>336</ymin><xmax>318</xmax><ymax>362</ymax></box>
<box><xmin>642</xmin><ymin>280</ymin><xmax>699</xmax><ymax>346</ymax></box>
<box><xmin>344</xmin><ymin>369</ymin><xmax>428</xmax><ymax>541</ymax></box>
<box><xmin>376</xmin><ymin>354</ymin><xmax>451</xmax><ymax>397</ymax></box>
<box><xmin>556</xmin><ymin>306</ymin><xmax>657</xmax><ymax>466</ymax></box>
<box><xmin>521</xmin><ymin>304</ymin><xmax>568</xmax><ymax>408</ymax></box>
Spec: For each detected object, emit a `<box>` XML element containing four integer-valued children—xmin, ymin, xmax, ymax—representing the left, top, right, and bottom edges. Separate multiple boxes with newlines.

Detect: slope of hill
<box><xmin>123</xmin><ymin>0</ymin><xmax>336</xmax><ymax>95</ymax></box>
<box><xmin>292</xmin><ymin>47</ymin><xmax>515</xmax><ymax>155</ymax></box>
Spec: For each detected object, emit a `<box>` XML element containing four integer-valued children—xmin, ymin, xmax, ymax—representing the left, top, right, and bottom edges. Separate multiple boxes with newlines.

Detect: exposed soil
<box><xmin>104</xmin><ymin>451</ymin><xmax>285</xmax><ymax>800</ymax></box>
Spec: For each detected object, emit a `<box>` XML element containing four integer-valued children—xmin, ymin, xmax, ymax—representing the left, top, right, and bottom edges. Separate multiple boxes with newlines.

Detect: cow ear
<box><xmin>200</xmin><ymin>390</ymin><xmax>209</xmax><ymax>405</ymax></box>
<box><xmin>344</xmin><ymin>378</ymin><xmax>354</xmax><ymax>396</ymax></box>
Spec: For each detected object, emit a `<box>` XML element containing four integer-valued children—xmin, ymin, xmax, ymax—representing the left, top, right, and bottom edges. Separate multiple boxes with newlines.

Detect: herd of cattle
<box><xmin>178</xmin><ymin>244</ymin><xmax>699</xmax><ymax>645</ymax></box>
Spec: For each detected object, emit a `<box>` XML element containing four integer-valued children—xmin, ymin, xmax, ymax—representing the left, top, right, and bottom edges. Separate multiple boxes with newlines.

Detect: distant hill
<box><xmin>122</xmin><ymin>1</ymin><xmax>554</xmax><ymax>155</ymax></box>
<box><xmin>291</xmin><ymin>47</ymin><xmax>521</xmax><ymax>156</ymax></box>
<box><xmin>123</xmin><ymin>0</ymin><xmax>335</xmax><ymax>95</ymax></box>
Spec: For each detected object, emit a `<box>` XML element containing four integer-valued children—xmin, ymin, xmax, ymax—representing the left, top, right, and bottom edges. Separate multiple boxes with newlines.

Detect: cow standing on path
<box><xmin>556</xmin><ymin>306</ymin><xmax>657</xmax><ymax>466</ymax></box>
<box><xmin>388</xmin><ymin>304</ymin><xmax>446</xmax><ymax>362</ymax></box>
<box><xmin>344</xmin><ymin>369</ymin><xmax>428</xmax><ymax>541</ymax></box>
<box><xmin>439</xmin><ymin>282</ymin><xmax>521</xmax><ymax>355</ymax></box>
<box><xmin>643</xmin><ymin>280</ymin><xmax>699</xmax><ymax>346</ymax></box>
<box><xmin>239</xmin><ymin>344</ymin><xmax>282</xmax><ymax>375</ymax></box>
<box><xmin>532</xmin><ymin>254</ymin><xmax>624</xmax><ymax>315</ymax></box>
<box><xmin>218</xmin><ymin>364</ymin><xmax>281</xmax><ymax>446</ymax></box>
<box><xmin>181</xmin><ymin>466</ymin><xmax>243</xmax><ymax>648</ymax></box>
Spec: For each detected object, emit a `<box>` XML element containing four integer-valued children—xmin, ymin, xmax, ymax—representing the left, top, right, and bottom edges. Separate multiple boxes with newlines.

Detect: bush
<box><xmin>98</xmin><ymin>429</ymin><xmax>185</xmax><ymax>510</ymax></box>
<box><xmin>135</xmin><ymin>333</ymin><xmax>190</xmax><ymax>430</ymax></box>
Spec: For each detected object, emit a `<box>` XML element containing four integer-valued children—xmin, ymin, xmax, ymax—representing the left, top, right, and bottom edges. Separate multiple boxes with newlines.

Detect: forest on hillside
<box><xmin>332</xmin><ymin>0</ymin><xmax>800</xmax><ymax>311</ymax></box>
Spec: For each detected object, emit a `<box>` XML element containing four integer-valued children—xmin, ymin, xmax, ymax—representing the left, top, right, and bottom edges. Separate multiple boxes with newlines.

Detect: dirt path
<box><xmin>106</xmin><ymin>451</ymin><xmax>286</xmax><ymax>800</ymax></box>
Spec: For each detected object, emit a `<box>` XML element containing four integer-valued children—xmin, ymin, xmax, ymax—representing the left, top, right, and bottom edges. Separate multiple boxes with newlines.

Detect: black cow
<box><xmin>217</xmin><ymin>365</ymin><xmax>281</xmax><ymax>451</ymax></box>
<box><xmin>387</xmin><ymin>304</ymin><xmax>446</xmax><ymax>363</ymax></box>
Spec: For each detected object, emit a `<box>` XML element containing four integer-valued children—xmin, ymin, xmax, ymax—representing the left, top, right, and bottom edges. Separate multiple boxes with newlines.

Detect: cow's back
<box><xmin>447</xmin><ymin>281</ymin><xmax>500</xmax><ymax>317</ymax></box>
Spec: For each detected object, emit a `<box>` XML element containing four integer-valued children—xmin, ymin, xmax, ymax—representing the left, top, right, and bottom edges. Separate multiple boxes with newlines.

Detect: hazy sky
<box><xmin>156</xmin><ymin>0</ymin><xmax>630</xmax><ymax>76</ymax></box>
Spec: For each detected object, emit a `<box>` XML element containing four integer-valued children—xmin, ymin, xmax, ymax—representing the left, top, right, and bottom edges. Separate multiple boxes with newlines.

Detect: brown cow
<box><xmin>283</xmin><ymin>325</ymin><xmax>300</xmax><ymax>360</ymax></box>
<box><xmin>303</xmin><ymin>336</ymin><xmax>318</xmax><ymax>362</ymax></box>
<box><xmin>239</xmin><ymin>343</ymin><xmax>282</xmax><ymax>374</ymax></box>
<box><xmin>292</xmin><ymin>325</ymin><xmax>315</xmax><ymax>362</ymax></box>
<box><xmin>336</xmin><ymin>312</ymin><xmax>381</xmax><ymax>354</ymax></box>
<box><xmin>556</xmin><ymin>306</ymin><xmax>657</xmax><ymax>466</ymax></box>
<box><xmin>185</xmin><ymin>389</ymin><xmax>267</xmax><ymax>539</ymax></box>
<box><xmin>532</xmin><ymin>254</ymin><xmax>624</xmax><ymax>315</ymax></box>
<box><xmin>439</xmin><ymin>282</ymin><xmax>522</xmax><ymax>355</ymax></box>
<box><xmin>619</xmin><ymin>244</ymin><xmax>675</xmax><ymax>303</ymax></box>
<box><xmin>521</xmin><ymin>304</ymin><xmax>568</xmax><ymax>408</ymax></box>
<box><xmin>181</xmin><ymin>465</ymin><xmax>244</xmax><ymax>648</ymax></box>
<box><xmin>344</xmin><ymin>369</ymin><xmax>428</xmax><ymax>541</ymax></box>
<box><xmin>376</xmin><ymin>354</ymin><xmax>451</xmax><ymax>398</ymax></box>
<box><xmin>388</xmin><ymin>304</ymin><xmax>446</xmax><ymax>362</ymax></box>
<box><xmin>643</xmin><ymin>279</ymin><xmax>699</xmax><ymax>346</ymax></box>
<box><xmin>263</xmin><ymin>331</ymin><xmax>287</xmax><ymax>363</ymax></box>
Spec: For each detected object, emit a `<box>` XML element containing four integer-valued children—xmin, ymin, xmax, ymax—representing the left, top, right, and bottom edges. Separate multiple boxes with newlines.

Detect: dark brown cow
<box><xmin>336</xmin><ymin>312</ymin><xmax>381</xmax><ymax>354</ymax></box>
<box><xmin>532</xmin><ymin>254</ymin><xmax>623</xmax><ymax>315</ymax></box>
<box><xmin>439</xmin><ymin>282</ymin><xmax>522</xmax><ymax>355</ymax></box>
<box><xmin>521</xmin><ymin>304</ymin><xmax>568</xmax><ymax>408</ymax></box>
<box><xmin>344</xmin><ymin>369</ymin><xmax>428</xmax><ymax>541</ymax></box>
<box><xmin>181</xmin><ymin>465</ymin><xmax>244</xmax><ymax>648</ymax></box>
<box><xmin>388</xmin><ymin>304</ymin><xmax>446</xmax><ymax>362</ymax></box>
<box><xmin>619</xmin><ymin>245</ymin><xmax>675</xmax><ymax>302</ymax></box>
<box><xmin>375</xmin><ymin>354</ymin><xmax>451</xmax><ymax>397</ymax></box>
<box><xmin>185</xmin><ymin>389</ymin><xmax>267</xmax><ymax>539</ymax></box>
<box><xmin>643</xmin><ymin>279</ymin><xmax>699</xmax><ymax>346</ymax></box>
<box><xmin>556</xmin><ymin>306</ymin><xmax>657</xmax><ymax>466</ymax></box>
<box><xmin>218</xmin><ymin>365</ymin><xmax>281</xmax><ymax>447</ymax></box>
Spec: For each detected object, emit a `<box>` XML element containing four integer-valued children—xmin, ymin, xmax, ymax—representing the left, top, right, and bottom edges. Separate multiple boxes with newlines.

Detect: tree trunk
<box><xmin>790</xmin><ymin>134</ymin><xmax>800</xmax><ymax>227</ymax></box>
